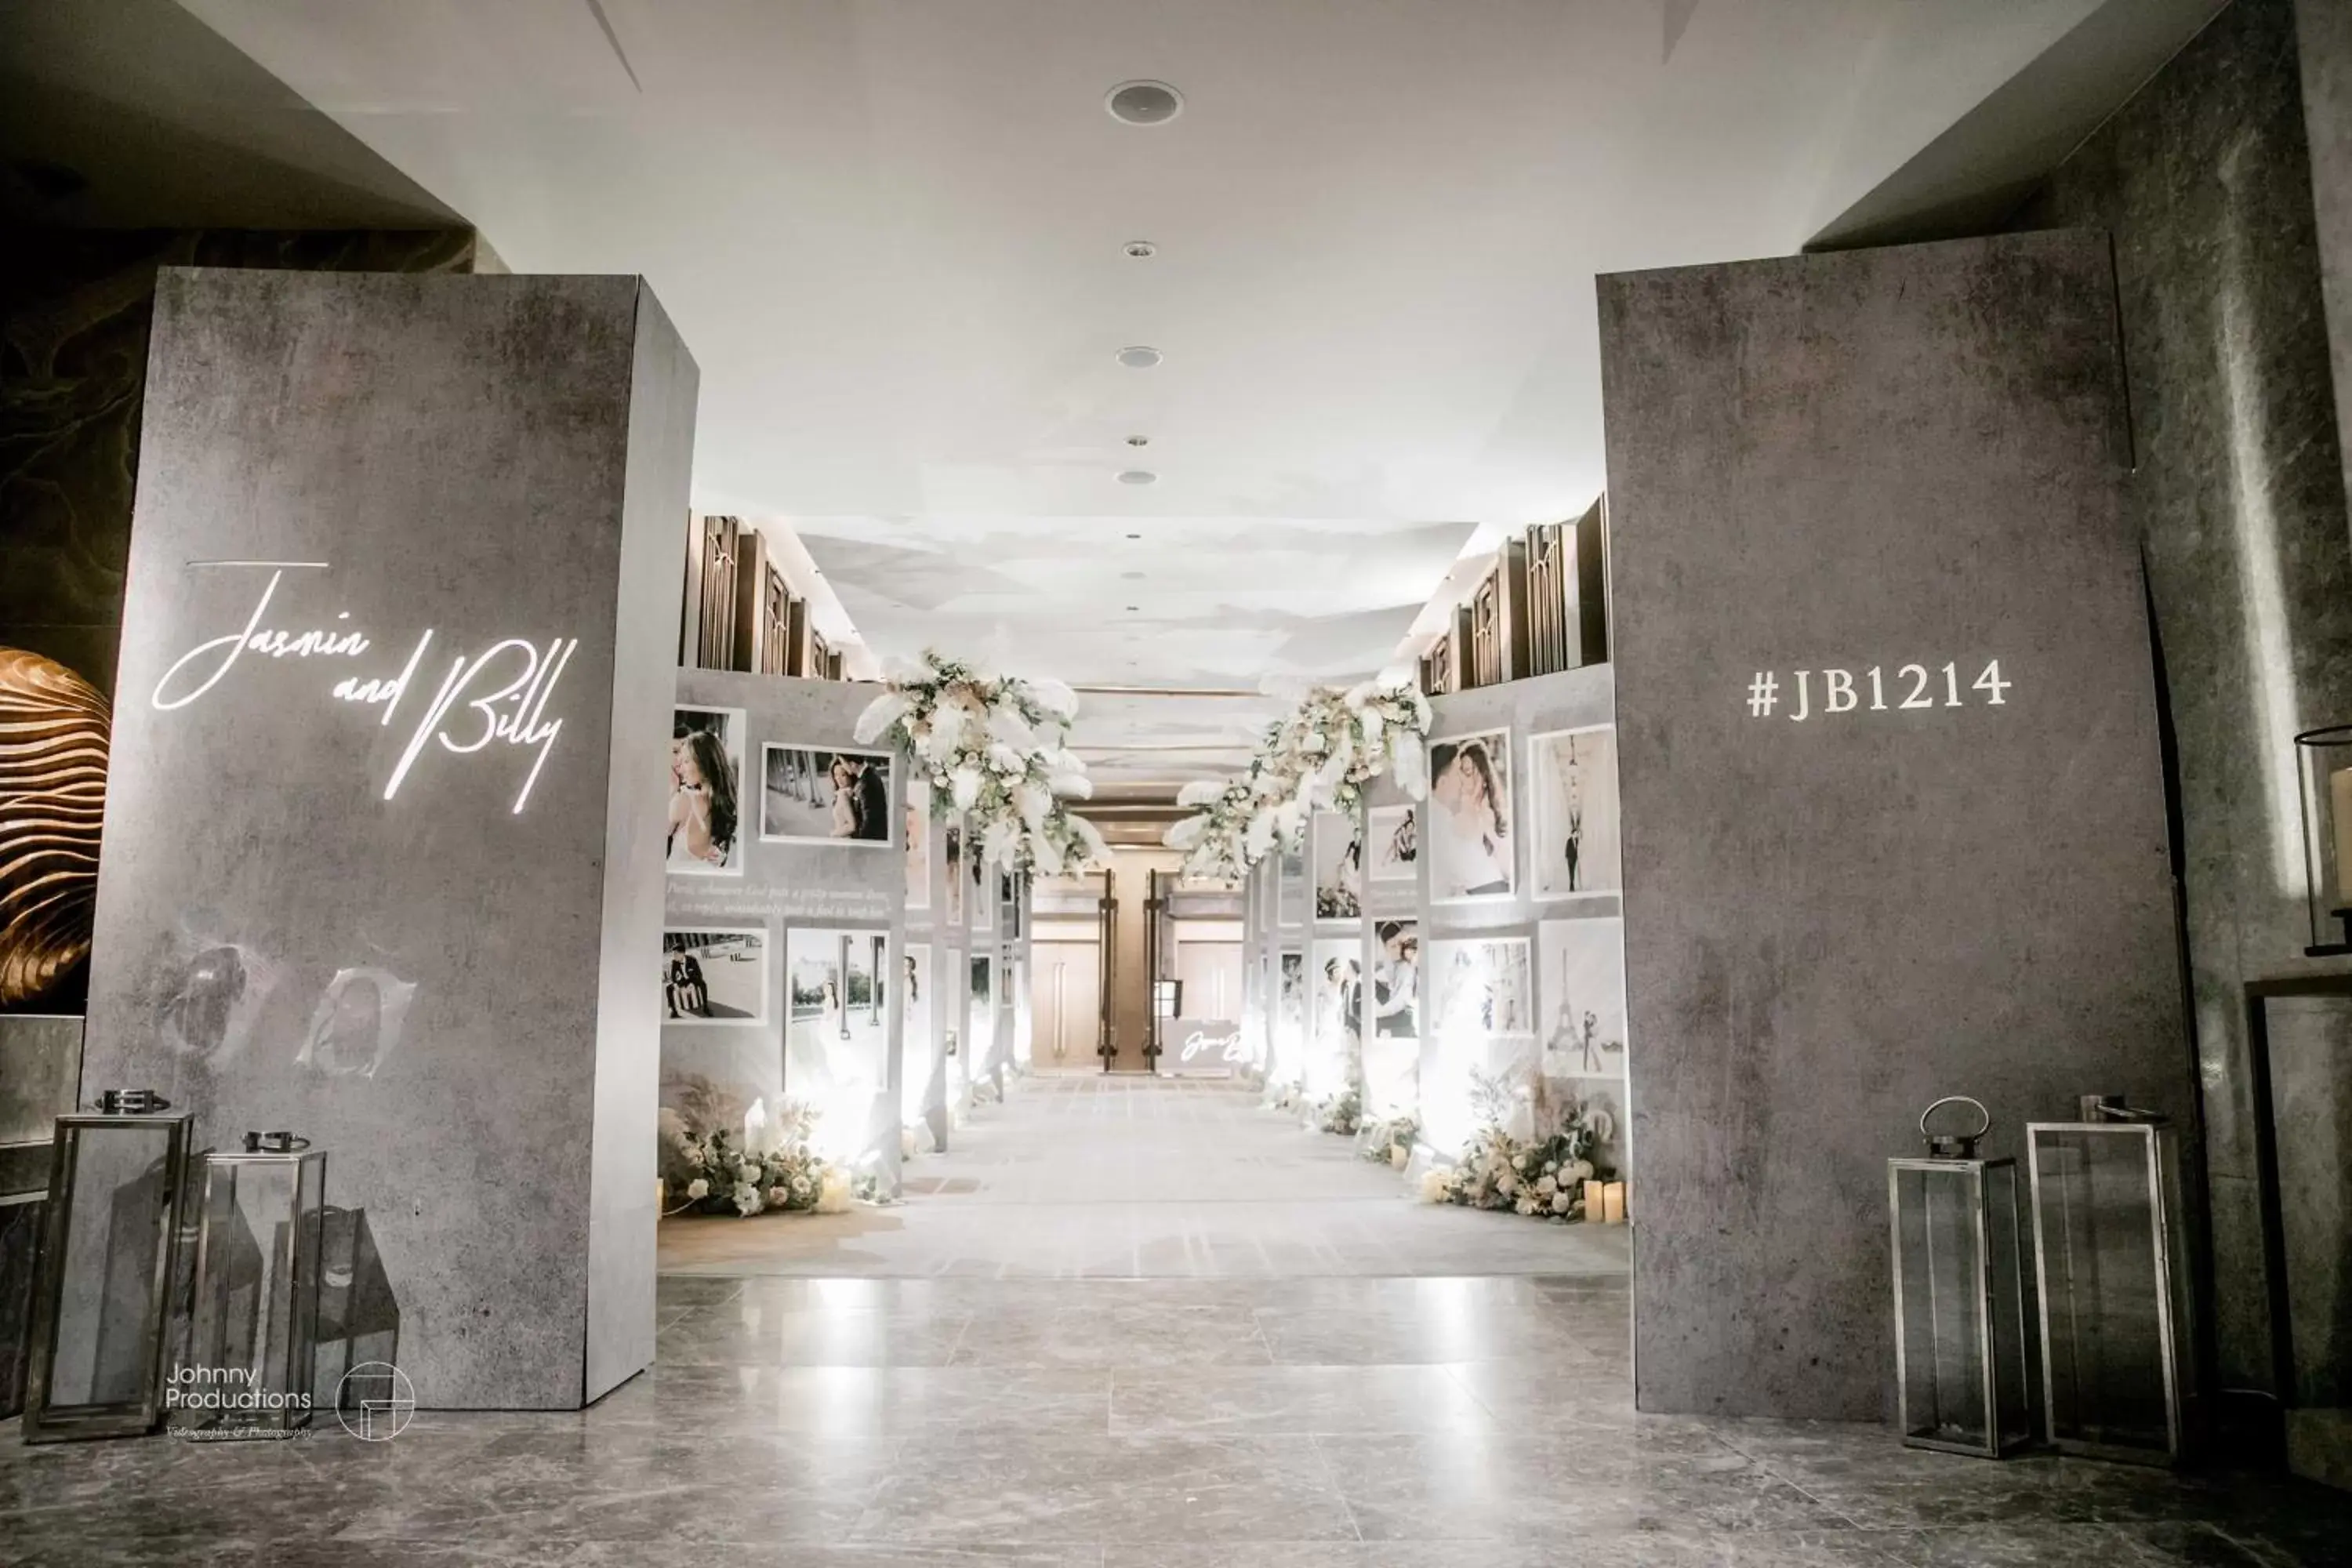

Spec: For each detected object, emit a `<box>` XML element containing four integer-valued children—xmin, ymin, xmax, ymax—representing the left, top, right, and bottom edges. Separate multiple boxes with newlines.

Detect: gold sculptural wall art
<box><xmin>0</xmin><ymin>648</ymin><xmax>110</xmax><ymax>1006</ymax></box>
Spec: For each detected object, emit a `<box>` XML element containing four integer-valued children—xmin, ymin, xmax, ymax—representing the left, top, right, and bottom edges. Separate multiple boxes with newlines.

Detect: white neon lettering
<box><xmin>385</xmin><ymin>637</ymin><xmax>579</xmax><ymax>814</ymax></box>
<box><xmin>151</xmin><ymin>570</ymin><xmax>284</xmax><ymax>710</ymax></box>
<box><xmin>160</xmin><ymin>564</ymin><xmax>574</xmax><ymax>817</ymax></box>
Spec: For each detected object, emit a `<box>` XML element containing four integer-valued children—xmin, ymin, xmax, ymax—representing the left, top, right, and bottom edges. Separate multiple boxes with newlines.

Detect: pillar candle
<box><xmin>2332</xmin><ymin>768</ymin><xmax>2352</xmax><ymax>909</ymax></box>
<box><xmin>1602</xmin><ymin>1181</ymin><xmax>1627</xmax><ymax>1224</ymax></box>
<box><xmin>1583</xmin><ymin>1178</ymin><xmax>1606</xmax><ymax>1220</ymax></box>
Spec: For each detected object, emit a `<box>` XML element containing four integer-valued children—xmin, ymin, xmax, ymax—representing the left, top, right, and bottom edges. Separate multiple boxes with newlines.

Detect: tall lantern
<box><xmin>1888</xmin><ymin>1096</ymin><xmax>2038</xmax><ymax>1457</ymax></box>
<box><xmin>2027</xmin><ymin>1098</ymin><xmax>2194</xmax><ymax>1465</ymax></box>
<box><xmin>20</xmin><ymin>1090</ymin><xmax>193</xmax><ymax>1442</ymax></box>
<box><xmin>180</xmin><ymin>1131</ymin><xmax>328</xmax><ymax>1433</ymax></box>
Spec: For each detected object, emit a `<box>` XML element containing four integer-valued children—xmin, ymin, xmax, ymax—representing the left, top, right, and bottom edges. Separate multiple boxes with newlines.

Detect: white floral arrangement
<box><xmin>659</xmin><ymin>1105</ymin><xmax>849</xmax><ymax>1217</ymax></box>
<box><xmin>1163</xmin><ymin>676</ymin><xmax>1431</xmax><ymax>880</ymax></box>
<box><xmin>1417</xmin><ymin>1076</ymin><xmax>1610</xmax><ymax>1221</ymax></box>
<box><xmin>1313</xmin><ymin>1087</ymin><xmax>1363</xmax><ymax>1137</ymax></box>
<box><xmin>1359</xmin><ymin>1114</ymin><xmax>1418</xmax><ymax>1168</ymax></box>
<box><xmin>855</xmin><ymin>649</ymin><xmax>1108</xmax><ymax>875</ymax></box>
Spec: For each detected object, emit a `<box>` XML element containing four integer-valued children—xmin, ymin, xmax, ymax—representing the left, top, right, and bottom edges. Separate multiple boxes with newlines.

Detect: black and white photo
<box><xmin>1428</xmin><ymin>936</ymin><xmax>1532</xmax><ymax>1039</ymax></box>
<box><xmin>783</xmin><ymin>927</ymin><xmax>891</xmax><ymax>1161</ymax></box>
<box><xmin>1368</xmin><ymin>804</ymin><xmax>1417</xmax><ymax>884</ymax></box>
<box><xmin>761</xmin><ymin>745</ymin><xmax>894</xmax><ymax>845</ymax></box>
<box><xmin>1539</xmin><ymin>916</ymin><xmax>1627</xmax><ymax>1077</ymax></box>
<box><xmin>1530</xmin><ymin>725</ymin><xmax>1621</xmax><ymax>900</ymax></box>
<box><xmin>1311</xmin><ymin>810</ymin><xmax>1363</xmax><ymax>922</ymax></box>
<box><xmin>1426</xmin><ymin>730</ymin><xmax>1514</xmax><ymax>901</ymax></box>
<box><xmin>662</xmin><ymin>927</ymin><xmax>765</xmax><ymax>1024</ymax></box>
<box><xmin>667</xmin><ymin>706</ymin><xmax>746</xmax><ymax>877</ymax></box>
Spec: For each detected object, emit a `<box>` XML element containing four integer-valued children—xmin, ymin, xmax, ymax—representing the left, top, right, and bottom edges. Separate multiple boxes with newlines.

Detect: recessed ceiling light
<box><xmin>1120</xmin><ymin>570</ymin><xmax>1145</xmax><ymax>580</ymax></box>
<box><xmin>1118</xmin><ymin>470</ymin><xmax>1156</xmax><ymax>485</ymax></box>
<box><xmin>1123</xmin><ymin>240</ymin><xmax>1156</xmax><ymax>260</ymax></box>
<box><xmin>1115</xmin><ymin>345</ymin><xmax>1162</xmax><ymax>370</ymax></box>
<box><xmin>1126</xmin><ymin>605</ymin><xmax>1140</xmax><ymax>612</ymax></box>
<box><xmin>1125</xmin><ymin>532</ymin><xmax>1142</xmax><ymax>540</ymax></box>
<box><xmin>1126</xmin><ymin>434</ymin><xmax>1150</xmax><ymax>447</ymax></box>
<box><xmin>1106</xmin><ymin>80</ymin><xmax>1183</xmax><ymax>126</ymax></box>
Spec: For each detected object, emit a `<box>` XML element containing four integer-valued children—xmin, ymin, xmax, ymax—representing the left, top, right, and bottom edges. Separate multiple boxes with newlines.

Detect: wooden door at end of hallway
<box><xmin>1174</xmin><ymin>939</ymin><xmax>1243</xmax><ymax>1026</ymax></box>
<box><xmin>1029</xmin><ymin>941</ymin><xmax>1102</xmax><ymax>1073</ymax></box>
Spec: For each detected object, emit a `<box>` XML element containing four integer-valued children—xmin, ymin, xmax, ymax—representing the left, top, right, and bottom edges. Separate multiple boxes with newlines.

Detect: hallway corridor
<box><xmin>657</xmin><ymin>1073</ymin><xmax>1629</xmax><ymax>1279</ymax></box>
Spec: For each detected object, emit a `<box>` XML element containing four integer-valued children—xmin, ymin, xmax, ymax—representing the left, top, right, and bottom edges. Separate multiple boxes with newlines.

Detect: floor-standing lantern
<box><xmin>180</xmin><ymin>1131</ymin><xmax>328</xmax><ymax>1433</ymax></box>
<box><xmin>2027</xmin><ymin>1098</ymin><xmax>2193</xmax><ymax>1465</ymax></box>
<box><xmin>1888</xmin><ymin>1096</ymin><xmax>2038</xmax><ymax>1457</ymax></box>
<box><xmin>20</xmin><ymin>1090</ymin><xmax>193</xmax><ymax>1443</ymax></box>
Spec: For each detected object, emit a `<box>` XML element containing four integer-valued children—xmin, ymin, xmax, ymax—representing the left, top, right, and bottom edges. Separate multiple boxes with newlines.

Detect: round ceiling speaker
<box><xmin>1118</xmin><ymin>470</ymin><xmax>1157</xmax><ymax>485</ymax></box>
<box><xmin>1105</xmin><ymin>80</ymin><xmax>1183</xmax><ymax>126</ymax></box>
<box><xmin>0</xmin><ymin>646</ymin><xmax>109</xmax><ymax>1006</ymax></box>
<box><xmin>1115</xmin><ymin>346</ymin><xmax>1163</xmax><ymax>369</ymax></box>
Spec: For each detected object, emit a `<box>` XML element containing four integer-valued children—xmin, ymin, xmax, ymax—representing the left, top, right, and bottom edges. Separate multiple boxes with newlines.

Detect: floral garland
<box><xmin>661</xmin><ymin>1107</ymin><xmax>850</xmax><ymax>1217</ymax></box>
<box><xmin>855</xmin><ymin>650</ymin><xmax>1105</xmax><ymax>874</ymax></box>
<box><xmin>1163</xmin><ymin>677</ymin><xmax>1431</xmax><ymax>880</ymax></box>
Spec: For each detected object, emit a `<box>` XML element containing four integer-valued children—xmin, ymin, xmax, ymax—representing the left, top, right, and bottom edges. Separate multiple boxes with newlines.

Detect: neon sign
<box><xmin>151</xmin><ymin>563</ymin><xmax>577</xmax><ymax>815</ymax></box>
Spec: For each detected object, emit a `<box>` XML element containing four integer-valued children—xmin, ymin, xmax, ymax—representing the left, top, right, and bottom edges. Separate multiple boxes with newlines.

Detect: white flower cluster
<box><xmin>1163</xmin><ymin>677</ymin><xmax>1432</xmax><ymax>880</ymax></box>
<box><xmin>854</xmin><ymin>649</ymin><xmax>1110</xmax><ymax>877</ymax></box>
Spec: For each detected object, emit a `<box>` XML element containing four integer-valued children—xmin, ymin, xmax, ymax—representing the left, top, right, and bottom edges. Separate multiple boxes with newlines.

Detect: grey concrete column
<box><xmin>85</xmin><ymin>268</ymin><xmax>696</xmax><ymax>1409</ymax></box>
<box><xmin>1599</xmin><ymin>233</ymin><xmax>2189</xmax><ymax>1421</ymax></box>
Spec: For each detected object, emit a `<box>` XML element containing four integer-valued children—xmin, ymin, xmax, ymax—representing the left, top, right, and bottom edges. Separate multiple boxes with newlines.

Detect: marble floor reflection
<box><xmin>0</xmin><ymin>1080</ymin><xmax>2343</xmax><ymax>1565</ymax></box>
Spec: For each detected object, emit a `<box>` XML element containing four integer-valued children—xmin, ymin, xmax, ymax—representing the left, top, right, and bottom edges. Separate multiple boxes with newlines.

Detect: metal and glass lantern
<box><xmin>21</xmin><ymin>1090</ymin><xmax>193</xmax><ymax>1443</ymax></box>
<box><xmin>178</xmin><ymin>1131</ymin><xmax>328</xmax><ymax>1434</ymax></box>
<box><xmin>1888</xmin><ymin>1096</ymin><xmax>2038</xmax><ymax>1457</ymax></box>
<box><xmin>2293</xmin><ymin>725</ymin><xmax>2352</xmax><ymax>954</ymax></box>
<box><xmin>2027</xmin><ymin>1098</ymin><xmax>2194</xmax><ymax>1465</ymax></box>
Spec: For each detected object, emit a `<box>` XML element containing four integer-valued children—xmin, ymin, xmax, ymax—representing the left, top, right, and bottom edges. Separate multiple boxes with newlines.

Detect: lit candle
<box><xmin>1584</xmin><ymin>1178</ymin><xmax>1606</xmax><ymax>1220</ymax></box>
<box><xmin>2332</xmin><ymin>768</ymin><xmax>2352</xmax><ymax>909</ymax></box>
<box><xmin>1602</xmin><ymin>1181</ymin><xmax>1626</xmax><ymax>1224</ymax></box>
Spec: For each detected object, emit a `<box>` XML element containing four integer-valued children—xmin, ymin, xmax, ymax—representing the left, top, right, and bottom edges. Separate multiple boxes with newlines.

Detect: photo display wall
<box><xmin>661</xmin><ymin>670</ymin><xmax>910</xmax><ymax>1196</ymax></box>
<box><xmin>1381</xmin><ymin>664</ymin><xmax>1625</xmax><ymax>1165</ymax></box>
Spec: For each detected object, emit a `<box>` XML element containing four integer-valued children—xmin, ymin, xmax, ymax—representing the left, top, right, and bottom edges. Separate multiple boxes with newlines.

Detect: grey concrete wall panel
<box><xmin>2299</xmin><ymin>0</ymin><xmax>2352</xmax><ymax>523</ymax></box>
<box><xmin>2015</xmin><ymin>0</ymin><xmax>2352</xmax><ymax>1399</ymax></box>
<box><xmin>85</xmin><ymin>268</ymin><xmax>695</xmax><ymax>1409</ymax></box>
<box><xmin>585</xmin><ymin>284</ymin><xmax>699</xmax><ymax>1403</ymax></box>
<box><xmin>1598</xmin><ymin>233</ymin><xmax>2190</xmax><ymax>1421</ymax></box>
<box><xmin>663</xmin><ymin>670</ymin><xmax>906</xmax><ymax>1198</ymax></box>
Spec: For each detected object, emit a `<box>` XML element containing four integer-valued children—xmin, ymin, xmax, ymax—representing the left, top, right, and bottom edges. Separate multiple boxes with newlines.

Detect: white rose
<box><xmin>768</xmin><ymin>1185</ymin><xmax>790</xmax><ymax>1207</ymax></box>
<box><xmin>738</xmin><ymin>1161</ymin><xmax>760</xmax><ymax>1183</ymax></box>
<box><xmin>1537</xmin><ymin>1174</ymin><xmax>1558</xmax><ymax>1196</ymax></box>
<box><xmin>790</xmin><ymin>1174</ymin><xmax>812</xmax><ymax>1196</ymax></box>
<box><xmin>1515</xmin><ymin>1197</ymin><xmax>1537</xmax><ymax>1216</ymax></box>
<box><xmin>1552</xmin><ymin>1191</ymin><xmax>1573</xmax><ymax>1213</ymax></box>
<box><xmin>1497</xmin><ymin>1173</ymin><xmax>1518</xmax><ymax>1196</ymax></box>
<box><xmin>684</xmin><ymin>1178</ymin><xmax>709</xmax><ymax>1200</ymax></box>
<box><xmin>1561</xmin><ymin>1159</ymin><xmax>1594</xmax><ymax>1187</ymax></box>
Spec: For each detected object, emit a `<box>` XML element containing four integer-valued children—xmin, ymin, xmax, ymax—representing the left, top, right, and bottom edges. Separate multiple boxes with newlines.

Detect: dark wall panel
<box><xmin>1599</xmin><ymin>232</ymin><xmax>2190</xmax><ymax>1421</ymax></box>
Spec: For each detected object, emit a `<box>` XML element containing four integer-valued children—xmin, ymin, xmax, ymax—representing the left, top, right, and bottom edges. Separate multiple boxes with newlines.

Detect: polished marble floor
<box><xmin>0</xmin><ymin>1077</ymin><xmax>2343</xmax><ymax>1566</ymax></box>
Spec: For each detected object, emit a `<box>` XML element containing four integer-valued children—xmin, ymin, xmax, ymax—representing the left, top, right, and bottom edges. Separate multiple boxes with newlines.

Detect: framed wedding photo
<box><xmin>667</xmin><ymin>706</ymin><xmax>747</xmax><ymax>877</ymax></box>
<box><xmin>1528</xmin><ymin>724</ymin><xmax>1621</xmax><ymax>901</ymax></box>
<box><xmin>760</xmin><ymin>745</ymin><xmax>895</xmax><ymax>847</ymax></box>
<box><xmin>1425</xmin><ymin>729</ymin><xmax>1515</xmax><ymax>902</ymax></box>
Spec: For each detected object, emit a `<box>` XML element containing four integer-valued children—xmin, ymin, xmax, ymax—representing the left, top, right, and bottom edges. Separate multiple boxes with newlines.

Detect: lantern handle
<box><xmin>1918</xmin><ymin>1095</ymin><xmax>1991</xmax><ymax>1142</ymax></box>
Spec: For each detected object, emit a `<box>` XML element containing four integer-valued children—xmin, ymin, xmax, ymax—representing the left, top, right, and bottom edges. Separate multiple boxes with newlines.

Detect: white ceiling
<box><xmin>174</xmin><ymin>0</ymin><xmax>2121</xmax><ymax>779</ymax></box>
